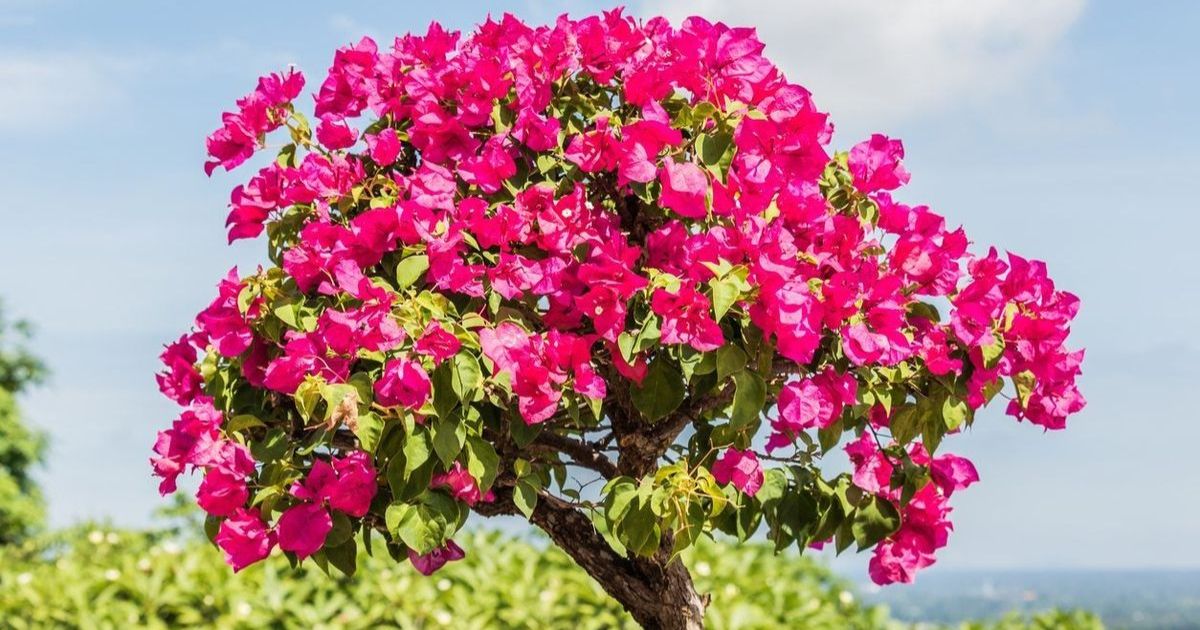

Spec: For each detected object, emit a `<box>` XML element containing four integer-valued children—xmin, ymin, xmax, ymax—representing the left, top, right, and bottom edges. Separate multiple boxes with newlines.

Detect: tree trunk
<box><xmin>479</xmin><ymin>488</ymin><xmax>708</xmax><ymax>629</ymax></box>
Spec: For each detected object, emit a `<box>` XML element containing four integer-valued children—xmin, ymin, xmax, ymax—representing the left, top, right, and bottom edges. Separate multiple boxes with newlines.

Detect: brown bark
<box><xmin>476</xmin><ymin>487</ymin><xmax>708</xmax><ymax>629</ymax></box>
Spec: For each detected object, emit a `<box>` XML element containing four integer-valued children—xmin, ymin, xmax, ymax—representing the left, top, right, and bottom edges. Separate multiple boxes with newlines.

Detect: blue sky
<box><xmin>0</xmin><ymin>0</ymin><xmax>1196</xmax><ymax>575</ymax></box>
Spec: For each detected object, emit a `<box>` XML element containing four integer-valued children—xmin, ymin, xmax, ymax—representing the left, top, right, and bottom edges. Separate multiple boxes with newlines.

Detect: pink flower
<box><xmin>564</xmin><ymin>117</ymin><xmax>619</xmax><ymax>173</ymax></box>
<box><xmin>651</xmin><ymin>286</ymin><xmax>725</xmax><ymax>352</ymax></box>
<box><xmin>711</xmin><ymin>448</ymin><xmax>763</xmax><ymax>496</ymax></box>
<box><xmin>314</xmin><ymin>300</ymin><xmax>404</xmax><ymax>355</ymax></box>
<box><xmin>262</xmin><ymin>333</ymin><xmax>352</xmax><ymax>395</ymax></box>
<box><xmin>374</xmin><ymin>356</ymin><xmax>432</xmax><ymax>410</ymax></box>
<box><xmin>328</xmin><ymin>451</ymin><xmax>378</xmax><ymax>517</ymax></box>
<box><xmin>659</xmin><ymin>158</ymin><xmax>709</xmax><ymax>219</ymax></box>
<box><xmin>848</xmin><ymin>134</ymin><xmax>910</xmax><ymax>193</ymax></box>
<box><xmin>215</xmin><ymin>508</ymin><xmax>276</xmax><ymax>572</ymax></box>
<box><xmin>431</xmin><ymin>462</ymin><xmax>492</xmax><ymax>506</ymax></box>
<box><xmin>751</xmin><ymin>279</ymin><xmax>824</xmax><ymax>364</ymax></box>
<box><xmin>618</xmin><ymin>118</ymin><xmax>681</xmax><ymax>185</ymax></box>
<box><xmin>608</xmin><ymin>341</ymin><xmax>648</xmax><ymax>385</ymax></box>
<box><xmin>196</xmin><ymin>469</ymin><xmax>249</xmax><ymax>517</ymax></box>
<box><xmin>411</xmin><ymin>104</ymin><xmax>479</xmax><ymax>164</ymax></box>
<box><xmin>287</xmin><ymin>451</ymin><xmax>376</xmax><ymax>519</ymax></box>
<box><xmin>365</xmin><ymin>128</ymin><xmax>402</xmax><ymax>165</ymax></box>
<box><xmin>488</xmin><ymin>252</ymin><xmax>546</xmax><ymax>300</ymax></box>
<box><xmin>770</xmin><ymin>368</ymin><xmax>857</xmax><ymax>450</ymax></box>
<box><xmin>842</xmin><ymin>279</ymin><xmax>913</xmax><ymax>367</ymax></box>
<box><xmin>867</xmin><ymin>485</ymin><xmax>952</xmax><ymax>585</ymax></box>
<box><xmin>513</xmin><ymin>110</ymin><xmax>560</xmax><ymax>151</ymax></box>
<box><xmin>226</xmin><ymin>164</ymin><xmax>292</xmax><ymax>242</ymax></box>
<box><xmin>316</xmin><ymin>115</ymin><xmax>359</xmax><ymax>150</ymax></box>
<box><xmin>844</xmin><ymin>431</ymin><xmax>893</xmax><ymax>496</ymax></box>
<box><xmin>195</xmin><ymin>268</ymin><xmax>255</xmax><ymax>359</ymax></box>
<box><xmin>930</xmin><ymin>454</ymin><xmax>979</xmax><ymax>497</ymax></box>
<box><xmin>576</xmin><ymin>239</ymin><xmax>648</xmax><ymax>341</ymax></box>
<box><xmin>479</xmin><ymin>322</ymin><xmax>530</xmax><ymax>377</ymax></box>
<box><xmin>314</xmin><ymin>36</ymin><xmax>378</xmax><ymax>119</ymax></box>
<box><xmin>276</xmin><ymin>502</ymin><xmax>333</xmax><ymax>559</ymax></box>
<box><xmin>150</xmin><ymin>399</ymin><xmax>225</xmax><ymax>495</ymax></box>
<box><xmin>480</xmin><ymin>323</ymin><xmax>602</xmax><ymax>425</ymax></box>
<box><xmin>458</xmin><ymin>137</ymin><xmax>517</xmax><ymax>193</ymax></box>
<box><xmin>408</xmin><ymin>539</ymin><xmax>466</xmax><ymax>576</ymax></box>
<box><xmin>156</xmin><ymin>335</ymin><xmax>202</xmax><ymax>405</ymax></box>
<box><xmin>204</xmin><ymin>68</ymin><xmax>304</xmax><ymax>176</ymax></box>
<box><xmin>414</xmin><ymin>322</ymin><xmax>462</xmax><ymax>365</ymax></box>
<box><xmin>673</xmin><ymin>17</ymin><xmax>778</xmax><ymax>104</ymax></box>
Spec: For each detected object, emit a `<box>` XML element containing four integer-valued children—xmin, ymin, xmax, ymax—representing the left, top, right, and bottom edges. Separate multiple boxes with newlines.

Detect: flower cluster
<box><xmin>155</xmin><ymin>9</ymin><xmax>1084</xmax><ymax>587</ymax></box>
<box><xmin>205</xmin><ymin>69</ymin><xmax>304</xmax><ymax>177</ymax></box>
<box><xmin>846</xmin><ymin>433</ymin><xmax>978</xmax><ymax>584</ymax></box>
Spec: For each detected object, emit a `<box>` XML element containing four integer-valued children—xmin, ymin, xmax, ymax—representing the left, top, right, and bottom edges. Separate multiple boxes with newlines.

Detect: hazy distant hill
<box><xmin>862</xmin><ymin>570</ymin><xmax>1200</xmax><ymax>629</ymax></box>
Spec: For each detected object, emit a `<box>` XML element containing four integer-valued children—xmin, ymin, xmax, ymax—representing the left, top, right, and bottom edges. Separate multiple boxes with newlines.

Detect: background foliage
<box><xmin>0</xmin><ymin>303</ymin><xmax>48</xmax><ymax>544</ymax></box>
<box><xmin>0</xmin><ymin>520</ymin><xmax>1101</xmax><ymax>629</ymax></box>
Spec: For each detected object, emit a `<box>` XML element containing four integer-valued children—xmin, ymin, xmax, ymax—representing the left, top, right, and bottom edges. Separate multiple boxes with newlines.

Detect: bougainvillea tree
<box><xmin>153</xmin><ymin>10</ymin><xmax>1085</xmax><ymax>629</ymax></box>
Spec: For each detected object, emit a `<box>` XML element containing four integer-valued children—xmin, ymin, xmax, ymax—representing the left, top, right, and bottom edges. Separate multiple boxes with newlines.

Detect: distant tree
<box><xmin>0</xmin><ymin>301</ymin><xmax>47</xmax><ymax>543</ymax></box>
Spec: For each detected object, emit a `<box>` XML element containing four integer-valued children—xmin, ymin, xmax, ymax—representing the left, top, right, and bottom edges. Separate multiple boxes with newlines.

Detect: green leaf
<box><xmin>395</xmin><ymin>254</ymin><xmax>429</xmax><ymax>290</ymax></box>
<box><xmin>630</xmin><ymin>357</ymin><xmax>686</xmax><ymax>422</ymax></box>
<box><xmin>403</xmin><ymin>430</ymin><xmax>433</xmax><ymax>473</ymax></box>
<box><xmin>981</xmin><ymin>337</ymin><xmax>1005</xmax><ymax>369</ymax></box>
<box><xmin>225</xmin><ymin>414</ymin><xmax>264</xmax><ymax>433</ymax></box>
<box><xmin>450</xmin><ymin>353</ymin><xmax>482</xmax><ymax>401</ymax></box>
<box><xmin>619</xmin><ymin>500</ymin><xmax>661</xmax><ymax>557</ymax></box>
<box><xmin>1013</xmin><ymin>370</ymin><xmax>1036</xmax><ymax>407</ymax></box>
<box><xmin>852</xmin><ymin>496</ymin><xmax>901</xmax><ymax>550</ymax></box>
<box><xmin>709</xmin><ymin>276</ymin><xmax>740</xmax><ymax>321</ymax></box>
<box><xmin>508</xmin><ymin>413</ymin><xmax>542</xmax><ymax>448</ymax></box>
<box><xmin>729</xmin><ymin>370</ymin><xmax>766</xmax><ymax>429</ymax></box>
<box><xmin>616</xmin><ymin>332</ymin><xmax>637</xmax><ymax>363</ymax></box>
<box><xmin>250</xmin><ymin>428</ymin><xmax>289</xmax><ymax>463</ymax></box>
<box><xmin>320</xmin><ymin>382</ymin><xmax>360</xmax><ymax>424</ymax></box>
<box><xmin>384</xmin><ymin>503</ymin><xmax>431</xmax><ymax>553</ymax></box>
<box><xmin>514</xmin><ymin>479</ymin><xmax>539</xmax><ymax>519</ymax></box>
<box><xmin>431</xmin><ymin>362</ymin><xmax>458</xmax><ymax>419</ymax></box>
<box><xmin>272</xmin><ymin>300</ymin><xmax>301</xmax><ymax>329</ymax></box>
<box><xmin>817</xmin><ymin>418</ymin><xmax>844</xmax><ymax>453</ymax></box>
<box><xmin>326</xmin><ymin>512</ymin><xmax>355</xmax><ymax>547</ymax></box>
<box><xmin>618</xmin><ymin>317</ymin><xmax>661</xmax><ymax>363</ymax></box>
<box><xmin>324</xmin><ymin>539</ymin><xmax>358</xmax><ymax>577</ymax></box>
<box><xmin>715</xmin><ymin>345</ymin><xmax>748</xmax><ymax>381</ymax></box>
<box><xmin>697</xmin><ymin>131</ymin><xmax>733</xmax><ymax>169</ymax></box>
<box><xmin>294</xmin><ymin>379</ymin><xmax>322</xmax><ymax>422</ymax></box>
<box><xmin>465</xmin><ymin>436</ymin><xmax>500</xmax><ymax>491</ymax></box>
<box><xmin>352</xmin><ymin>411</ymin><xmax>385</xmax><ymax>454</ymax></box>
<box><xmin>432</xmin><ymin>417</ymin><xmax>466</xmax><ymax>466</ymax></box>
<box><xmin>387</xmin><ymin>430</ymin><xmax>435</xmax><ymax>502</ymax></box>
<box><xmin>942</xmin><ymin>396</ymin><xmax>970</xmax><ymax>431</ymax></box>
<box><xmin>384</xmin><ymin>492</ymin><xmax>462</xmax><ymax>555</ymax></box>
<box><xmin>603</xmin><ymin>478</ymin><xmax>638</xmax><ymax>524</ymax></box>
<box><xmin>236</xmin><ymin>283</ymin><xmax>259</xmax><ymax>315</ymax></box>
<box><xmin>889</xmin><ymin>404</ymin><xmax>923</xmax><ymax>445</ymax></box>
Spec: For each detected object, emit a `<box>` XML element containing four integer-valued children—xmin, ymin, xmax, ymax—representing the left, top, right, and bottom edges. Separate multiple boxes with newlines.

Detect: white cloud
<box><xmin>0</xmin><ymin>52</ymin><xmax>136</xmax><ymax>131</ymax></box>
<box><xmin>641</xmin><ymin>0</ymin><xmax>1085</xmax><ymax>128</ymax></box>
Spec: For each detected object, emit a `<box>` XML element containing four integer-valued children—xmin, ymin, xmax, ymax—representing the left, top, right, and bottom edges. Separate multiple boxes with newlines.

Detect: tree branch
<box><xmin>610</xmin><ymin>379</ymin><xmax>736</xmax><ymax>479</ymax></box>
<box><xmin>474</xmin><ymin>485</ymin><xmax>706</xmax><ymax>629</ymax></box>
<box><xmin>532</xmin><ymin>432</ymin><xmax>619</xmax><ymax>479</ymax></box>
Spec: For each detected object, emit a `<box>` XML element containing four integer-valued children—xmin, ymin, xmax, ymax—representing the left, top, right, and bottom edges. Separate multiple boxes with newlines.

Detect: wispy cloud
<box><xmin>329</xmin><ymin>13</ymin><xmax>377</xmax><ymax>42</ymax></box>
<box><xmin>0</xmin><ymin>0</ymin><xmax>42</xmax><ymax>28</ymax></box>
<box><xmin>0</xmin><ymin>52</ymin><xmax>139</xmax><ymax>132</ymax></box>
<box><xmin>641</xmin><ymin>0</ymin><xmax>1085</xmax><ymax>128</ymax></box>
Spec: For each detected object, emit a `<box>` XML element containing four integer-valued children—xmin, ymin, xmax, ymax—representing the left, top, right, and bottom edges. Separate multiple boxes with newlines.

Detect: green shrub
<box><xmin>0</xmin><ymin>524</ymin><xmax>1103</xmax><ymax>629</ymax></box>
<box><xmin>0</xmin><ymin>526</ymin><xmax>891</xmax><ymax>629</ymax></box>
